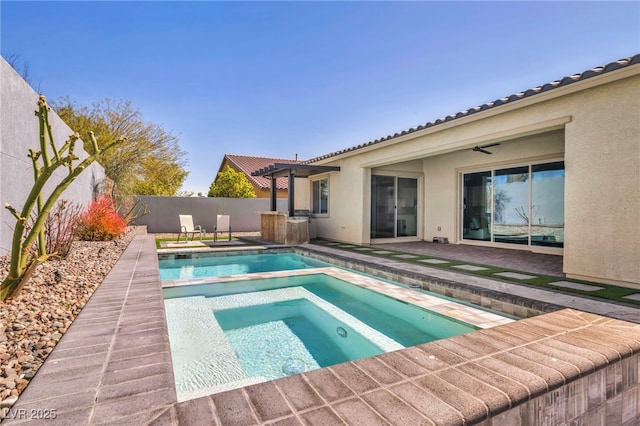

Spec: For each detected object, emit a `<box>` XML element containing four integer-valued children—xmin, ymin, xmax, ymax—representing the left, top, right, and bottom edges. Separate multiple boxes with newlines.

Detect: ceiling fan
<box><xmin>472</xmin><ymin>143</ymin><xmax>500</xmax><ymax>154</ymax></box>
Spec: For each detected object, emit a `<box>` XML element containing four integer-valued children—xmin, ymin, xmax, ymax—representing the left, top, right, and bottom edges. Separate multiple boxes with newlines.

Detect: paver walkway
<box><xmin>371</xmin><ymin>241</ymin><xmax>564</xmax><ymax>277</ymax></box>
<box><xmin>302</xmin><ymin>244</ymin><xmax>640</xmax><ymax>324</ymax></box>
<box><xmin>4</xmin><ymin>231</ymin><xmax>177</xmax><ymax>425</ymax></box>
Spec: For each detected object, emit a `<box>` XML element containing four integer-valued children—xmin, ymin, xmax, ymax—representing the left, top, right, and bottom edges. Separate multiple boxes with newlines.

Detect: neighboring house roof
<box><xmin>304</xmin><ymin>54</ymin><xmax>640</xmax><ymax>164</ymax></box>
<box><xmin>219</xmin><ymin>154</ymin><xmax>301</xmax><ymax>190</ymax></box>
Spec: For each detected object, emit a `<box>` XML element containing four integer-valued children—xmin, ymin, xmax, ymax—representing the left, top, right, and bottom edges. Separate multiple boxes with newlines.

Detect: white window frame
<box><xmin>311</xmin><ymin>176</ymin><xmax>329</xmax><ymax>216</ymax></box>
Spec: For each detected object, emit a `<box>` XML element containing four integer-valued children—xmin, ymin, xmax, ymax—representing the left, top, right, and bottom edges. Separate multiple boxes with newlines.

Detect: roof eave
<box><xmin>306</xmin><ymin>57</ymin><xmax>640</xmax><ymax>165</ymax></box>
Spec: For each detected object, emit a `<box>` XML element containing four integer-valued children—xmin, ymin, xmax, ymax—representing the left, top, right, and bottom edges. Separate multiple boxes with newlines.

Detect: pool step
<box><xmin>164</xmin><ymin>296</ymin><xmax>248</xmax><ymax>401</ymax></box>
<box><xmin>179</xmin><ymin>376</ymin><xmax>267</xmax><ymax>402</ymax></box>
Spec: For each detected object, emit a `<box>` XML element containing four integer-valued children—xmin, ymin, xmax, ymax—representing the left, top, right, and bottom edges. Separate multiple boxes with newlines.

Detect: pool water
<box><xmin>217</xmin><ymin>298</ymin><xmax>387</xmax><ymax>377</ymax></box>
<box><xmin>159</xmin><ymin>252</ymin><xmax>331</xmax><ymax>281</ymax></box>
<box><xmin>163</xmin><ymin>272</ymin><xmax>478</xmax><ymax>401</ymax></box>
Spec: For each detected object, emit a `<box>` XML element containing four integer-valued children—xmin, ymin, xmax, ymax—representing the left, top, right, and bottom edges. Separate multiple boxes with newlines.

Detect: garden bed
<box><xmin>0</xmin><ymin>228</ymin><xmax>136</xmax><ymax>418</ymax></box>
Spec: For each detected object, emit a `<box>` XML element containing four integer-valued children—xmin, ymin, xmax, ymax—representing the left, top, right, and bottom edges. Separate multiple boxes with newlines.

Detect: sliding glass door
<box><xmin>397</xmin><ymin>178</ymin><xmax>418</xmax><ymax>237</ymax></box>
<box><xmin>461</xmin><ymin>161</ymin><xmax>564</xmax><ymax>248</ymax></box>
<box><xmin>531</xmin><ymin>162</ymin><xmax>564</xmax><ymax>247</ymax></box>
<box><xmin>371</xmin><ymin>176</ymin><xmax>395</xmax><ymax>238</ymax></box>
<box><xmin>462</xmin><ymin>172</ymin><xmax>491</xmax><ymax>241</ymax></box>
<box><xmin>493</xmin><ymin>166</ymin><xmax>529</xmax><ymax>245</ymax></box>
<box><xmin>371</xmin><ymin>175</ymin><xmax>418</xmax><ymax>239</ymax></box>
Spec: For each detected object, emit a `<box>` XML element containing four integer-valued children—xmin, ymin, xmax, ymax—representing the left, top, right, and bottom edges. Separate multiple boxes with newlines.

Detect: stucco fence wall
<box><xmin>0</xmin><ymin>57</ymin><xmax>106</xmax><ymax>256</ymax></box>
<box><xmin>133</xmin><ymin>196</ymin><xmax>289</xmax><ymax>233</ymax></box>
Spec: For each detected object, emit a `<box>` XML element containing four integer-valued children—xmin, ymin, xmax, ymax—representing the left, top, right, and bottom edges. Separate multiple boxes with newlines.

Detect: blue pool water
<box><xmin>218</xmin><ymin>298</ymin><xmax>387</xmax><ymax>378</ymax></box>
<box><xmin>163</xmin><ymin>271</ymin><xmax>478</xmax><ymax>401</ymax></box>
<box><xmin>159</xmin><ymin>252</ymin><xmax>331</xmax><ymax>280</ymax></box>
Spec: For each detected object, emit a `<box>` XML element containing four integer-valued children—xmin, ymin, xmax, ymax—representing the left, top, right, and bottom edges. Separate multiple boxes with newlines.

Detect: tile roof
<box><xmin>304</xmin><ymin>54</ymin><xmax>640</xmax><ymax>164</ymax></box>
<box><xmin>222</xmin><ymin>154</ymin><xmax>301</xmax><ymax>190</ymax></box>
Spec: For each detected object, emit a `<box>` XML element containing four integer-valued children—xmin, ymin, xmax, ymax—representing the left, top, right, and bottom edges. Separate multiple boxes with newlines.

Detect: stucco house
<box><xmin>256</xmin><ymin>54</ymin><xmax>640</xmax><ymax>288</ymax></box>
<box><xmin>215</xmin><ymin>154</ymin><xmax>300</xmax><ymax>198</ymax></box>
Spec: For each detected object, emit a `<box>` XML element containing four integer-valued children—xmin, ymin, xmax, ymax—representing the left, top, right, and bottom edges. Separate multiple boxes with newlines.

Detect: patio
<box><xmin>369</xmin><ymin>241</ymin><xmax>564</xmax><ymax>277</ymax></box>
<box><xmin>3</xmin><ymin>228</ymin><xmax>639</xmax><ymax>425</ymax></box>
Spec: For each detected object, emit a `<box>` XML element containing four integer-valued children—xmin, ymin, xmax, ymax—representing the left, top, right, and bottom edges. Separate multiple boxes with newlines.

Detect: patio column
<box><xmin>270</xmin><ymin>175</ymin><xmax>277</xmax><ymax>211</ymax></box>
<box><xmin>288</xmin><ymin>171</ymin><xmax>295</xmax><ymax>217</ymax></box>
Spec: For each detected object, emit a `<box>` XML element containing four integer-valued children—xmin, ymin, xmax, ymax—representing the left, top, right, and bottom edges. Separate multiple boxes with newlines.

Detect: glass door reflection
<box><xmin>371</xmin><ymin>175</ymin><xmax>418</xmax><ymax>239</ymax></box>
<box><xmin>493</xmin><ymin>166</ymin><xmax>530</xmax><ymax>245</ymax></box>
<box><xmin>397</xmin><ymin>178</ymin><xmax>417</xmax><ymax>237</ymax></box>
<box><xmin>531</xmin><ymin>162</ymin><xmax>564</xmax><ymax>247</ymax></box>
<box><xmin>371</xmin><ymin>175</ymin><xmax>395</xmax><ymax>238</ymax></box>
<box><xmin>462</xmin><ymin>172</ymin><xmax>492</xmax><ymax>241</ymax></box>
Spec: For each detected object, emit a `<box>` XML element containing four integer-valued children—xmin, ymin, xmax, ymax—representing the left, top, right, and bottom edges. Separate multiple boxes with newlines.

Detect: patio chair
<box><xmin>214</xmin><ymin>214</ymin><xmax>231</xmax><ymax>242</ymax></box>
<box><xmin>177</xmin><ymin>214</ymin><xmax>205</xmax><ymax>242</ymax></box>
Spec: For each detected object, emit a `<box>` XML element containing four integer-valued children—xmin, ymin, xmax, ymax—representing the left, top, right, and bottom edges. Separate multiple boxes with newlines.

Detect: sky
<box><xmin>1</xmin><ymin>1</ymin><xmax>639</xmax><ymax>195</ymax></box>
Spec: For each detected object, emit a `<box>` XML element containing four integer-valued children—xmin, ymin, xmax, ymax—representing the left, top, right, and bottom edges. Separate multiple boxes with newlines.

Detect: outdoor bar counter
<box><xmin>260</xmin><ymin>211</ymin><xmax>309</xmax><ymax>244</ymax></box>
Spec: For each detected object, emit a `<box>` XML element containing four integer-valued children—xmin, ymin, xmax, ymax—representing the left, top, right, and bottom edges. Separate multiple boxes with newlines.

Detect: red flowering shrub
<box><xmin>76</xmin><ymin>197</ymin><xmax>127</xmax><ymax>241</ymax></box>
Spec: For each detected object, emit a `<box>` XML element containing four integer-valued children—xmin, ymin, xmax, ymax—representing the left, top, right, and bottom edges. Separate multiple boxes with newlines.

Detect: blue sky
<box><xmin>2</xmin><ymin>1</ymin><xmax>639</xmax><ymax>195</ymax></box>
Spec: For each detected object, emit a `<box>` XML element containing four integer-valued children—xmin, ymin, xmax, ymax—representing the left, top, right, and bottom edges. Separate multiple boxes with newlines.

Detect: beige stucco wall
<box><xmin>307</xmin><ymin>163</ymin><xmax>368</xmax><ymax>243</ymax></box>
<box><xmin>305</xmin><ymin>67</ymin><xmax>639</xmax><ymax>287</ymax></box>
<box><xmin>562</xmin><ymin>75</ymin><xmax>640</xmax><ymax>286</ymax></box>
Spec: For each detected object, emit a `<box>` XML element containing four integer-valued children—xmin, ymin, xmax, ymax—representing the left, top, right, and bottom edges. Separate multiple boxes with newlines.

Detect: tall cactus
<box><xmin>0</xmin><ymin>95</ymin><xmax>126</xmax><ymax>300</ymax></box>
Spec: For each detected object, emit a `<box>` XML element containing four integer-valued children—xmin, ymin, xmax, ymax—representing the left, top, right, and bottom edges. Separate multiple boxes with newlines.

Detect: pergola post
<box><xmin>270</xmin><ymin>175</ymin><xmax>277</xmax><ymax>211</ymax></box>
<box><xmin>288</xmin><ymin>171</ymin><xmax>295</xmax><ymax>217</ymax></box>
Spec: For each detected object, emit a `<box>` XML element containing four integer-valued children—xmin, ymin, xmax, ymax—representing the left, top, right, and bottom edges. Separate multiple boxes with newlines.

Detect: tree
<box><xmin>208</xmin><ymin>166</ymin><xmax>257</xmax><ymax>198</ymax></box>
<box><xmin>52</xmin><ymin>97</ymin><xmax>188</xmax><ymax>196</ymax></box>
<box><xmin>493</xmin><ymin>187</ymin><xmax>512</xmax><ymax>224</ymax></box>
<box><xmin>128</xmin><ymin>156</ymin><xmax>188</xmax><ymax>196</ymax></box>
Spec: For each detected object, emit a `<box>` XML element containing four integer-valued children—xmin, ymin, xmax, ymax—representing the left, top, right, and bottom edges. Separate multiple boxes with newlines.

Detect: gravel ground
<box><xmin>0</xmin><ymin>229</ymin><xmax>136</xmax><ymax>419</ymax></box>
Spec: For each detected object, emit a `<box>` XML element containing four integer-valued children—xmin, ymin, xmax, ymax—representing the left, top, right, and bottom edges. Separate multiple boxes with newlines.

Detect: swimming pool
<box><xmin>159</xmin><ymin>252</ymin><xmax>331</xmax><ymax>281</ymax></box>
<box><xmin>161</xmin><ymin>252</ymin><xmax>513</xmax><ymax>401</ymax></box>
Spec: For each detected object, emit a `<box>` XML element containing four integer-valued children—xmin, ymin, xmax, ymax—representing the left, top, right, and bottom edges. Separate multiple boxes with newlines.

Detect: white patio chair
<box><xmin>177</xmin><ymin>214</ymin><xmax>204</xmax><ymax>242</ymax></box>
<box><xmin>214</xmin><ymin>214</ymin><xmax>231</xmax><ymax>242</ymax></box>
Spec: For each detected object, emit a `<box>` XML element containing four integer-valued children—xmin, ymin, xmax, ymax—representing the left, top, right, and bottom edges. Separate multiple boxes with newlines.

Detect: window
<box><xmin>312</xmin><ymin>178</ymin><xmax>328</xmax><ymax>215</ymax></box>
<box><xmin>461</xmin><ymin>161</ymin><xmax>564</xmax><ymax>248</ymax></box>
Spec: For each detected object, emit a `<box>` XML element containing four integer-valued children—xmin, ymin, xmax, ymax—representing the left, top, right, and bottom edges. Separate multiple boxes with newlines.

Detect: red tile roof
<box><xmin>221</xmin><ymin>154</ymin><xmax>301</xmax><ymax>190</ymax></box>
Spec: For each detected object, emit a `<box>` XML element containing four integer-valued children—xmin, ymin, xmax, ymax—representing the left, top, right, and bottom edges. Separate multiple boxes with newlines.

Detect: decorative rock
<box><xmin>0</xmin><ymin>228</ymin><xmax>135</xmax><ymax>411</ymax></box>
<box><xmin>0</xmin><ymin>395</ymin><xmax>18</xmax><ymax>408</ymax></box>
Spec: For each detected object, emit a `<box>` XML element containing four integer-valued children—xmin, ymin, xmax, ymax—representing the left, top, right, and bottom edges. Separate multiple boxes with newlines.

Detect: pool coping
<box><xmin>5</xmin><ymin>230</ymin><xmax>640</xmax><ymax>425</ymax></box>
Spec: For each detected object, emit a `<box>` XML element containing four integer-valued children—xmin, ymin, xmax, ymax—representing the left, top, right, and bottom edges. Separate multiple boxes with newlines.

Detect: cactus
<box><xmin>0</xmin><ymin>95</ymin><xmax>126</xmax><ymax>300</ymax></box>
